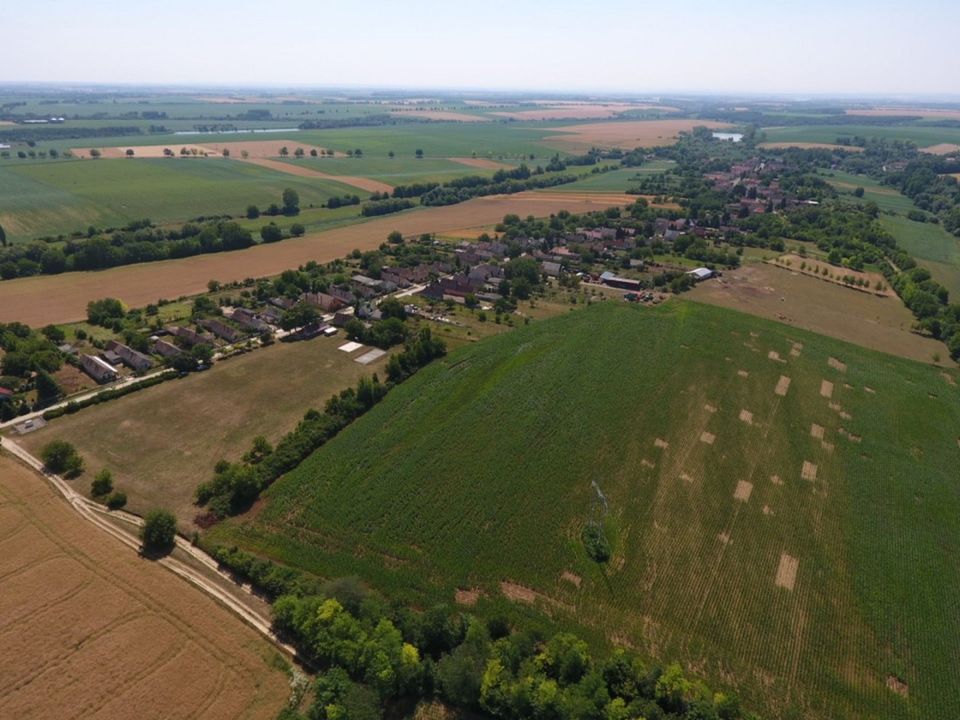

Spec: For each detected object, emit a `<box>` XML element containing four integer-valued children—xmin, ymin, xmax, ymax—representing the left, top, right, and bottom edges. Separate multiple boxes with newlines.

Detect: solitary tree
<box><xmin>141</xmin><ymin>509</ymin><xmax>177</xmax><ymax>555</ymax></box>
<box><xmin>279</xmin><ymin>146</ymin><xmax>289</xmax><ymax>157</ymax></box>
<box><xmin>241</xmin><ymin>150</ymin><xmax>249</xmax><ymax>159</ymax></box>
<box><xmin>354</xmin><ymin>148</ymin><xmax>363</xmax><ymax>158</ymax></box>
<box><xmin>388</xmin><ymin>150</ymin><xmax>395</xmax><ymax>159</ymax></box>
<box><xmin>294</xmin><ymin>147</ymin><xmax>305</xmax><ymax>158</ymax></box>
<box><xmin>415</xmin><ymin>148</ymin><xmax>424</xmax><ymax>159</ymax></box>
<box><xmin>125</xmin><ymin>148</ymin><xmax>134</xmax><ymax>157</ymax></box>
<box><xmin>282</xmin><ymin>188</ymin><xmax>300</xmax><ymax>215</ymax></box>
<box><xmin>40</xmin><ymin>440</ymin><xmax>84</xmax><ymax>477</ymax></box>
<box><xmin>246</xmin><ymin>204</ymin><xmax>260</xmax><ymax>219</ymax></box>
<box><xmin>89</xmin><ymin>148</ymin><xmax>101</xmax><ymax>158</ymax></box>
<box><xmin>310</xmin><ymin>148</ymin><xmax>318</xmax><ymax>157</ymax></box>
<box><xmin>91</xmin><ymin>468</ymin><xmax>113</xmax><ymax>497</ymax></box>
<box><xmin>222</xmin><ymin>148</ymin><xmax>230</xmax><ymax>158</ymax></box>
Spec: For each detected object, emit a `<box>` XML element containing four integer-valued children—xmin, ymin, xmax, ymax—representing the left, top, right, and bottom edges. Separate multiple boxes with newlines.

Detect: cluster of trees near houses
<box><xmin>0</xmin><ymin>321</ymin><xmax>65</xmax><ymax>419</ymax></box>
<box><xmin>195</xmin><ymin>328</ymin><xmax>446</xmax><ymax>518</ymax></box>
<box><xmin>206</xmin><ymin>544</ymin><xmax>753</xmax><ymax>720</ymax></box>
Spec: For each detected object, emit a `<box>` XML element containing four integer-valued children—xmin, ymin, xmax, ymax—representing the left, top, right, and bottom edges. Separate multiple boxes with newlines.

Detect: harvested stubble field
<box><xmin>0</xmin><ymin>454</ymin><xmax>288</xmax><ymax>720</ymax></box>
<box><xmin>20</xmin><ymin>334</ymin><xmax>388</xmax><ymax>528</ymax></box>
<box><xmin>208</xmin><ymin>300</ymin><xmax>960</xmax><ymax>719</ymax></box>
<box><xmin>846</xmin><ymin>108</ymin><xmax>960</xmax><ymax>121</ymax></box>
<box><xmin>0</xmin><ymin>192</ymin><xmax>631</xmax><ymax>326</ymax></box>
<box><xmin>687</xmin><ymin>262</ymin><xmax>948</xmax><ymax>365</ymax></box>
<box><xmin>542</xmin><ymin>120</ymin><xmax>735</xmax><ymax>151</ymax></box>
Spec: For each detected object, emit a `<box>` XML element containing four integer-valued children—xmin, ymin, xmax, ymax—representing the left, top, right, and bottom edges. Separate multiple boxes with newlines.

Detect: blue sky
<box><xmin>3</xmin><ymin>0</ymin><xmax>959</xmax><ymax>95</ymax></box>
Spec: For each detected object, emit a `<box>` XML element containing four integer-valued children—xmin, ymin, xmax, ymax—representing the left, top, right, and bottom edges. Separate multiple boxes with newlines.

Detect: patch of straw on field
<box><xmin>775</xmin><ymin>553</ymin><xmax>799</xmax><ymax>590</ymax></box>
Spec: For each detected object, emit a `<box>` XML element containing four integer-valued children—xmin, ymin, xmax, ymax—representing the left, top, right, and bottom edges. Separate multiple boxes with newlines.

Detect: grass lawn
<box><xmin>207</xmin><ymin>299</ymin><xmax>960</xmax><ymax>720</ymax></box>
<box><xmin>763</xmin><ymin>124</ymin><xmax>960</xmax><ymax>148</ymax></box>
<box><xmin>0</xmin><ymin>157</ymin><xmax>361</xmax><ymax>242</ymax></box>
<box><xmin>18</xmin><ymin>334</ymin><xmax>389</xmax><ymax>528</ymax></box>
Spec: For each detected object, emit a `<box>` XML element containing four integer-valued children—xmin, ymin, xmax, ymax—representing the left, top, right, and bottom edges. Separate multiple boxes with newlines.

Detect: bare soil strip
<box><xmin>448</xmin><ymin>156</ymin><xmax>513</xmax><ymax>170</ymax></box>
<box><xmin>739</xmin><ymin>409</ymin><xmax>753</xmax><ymax>424</ymax></box>
<box><xmin>801</xmin><ymin>461</ymin><xmax>818</xmax><ymax>482</ymax></box>
<box><xmin>654</xmin><ymin>437</ymin><xmax>669</xmax><ymax>449</ymax></box>
<box><xmin>734</xmin><ymin>480</ymin><xmax>754</xmax><ymax>502</ymax></box>
<box><xmin>240</xmin><ymin>157</ymin><xmax>394</xmax><ymax>194</ymax></box>
<box><xmin>775</xmin><ymin>376</ymin><xmax>791</xmax><ymax>396</ymax></box>
<box><xmin>700</xmin><ymin>431</ymin><xmax>716</xmax><ymax>445</ymax></box>
<box><xmin>542</xmin><ymin>120</ymin><xmax>734</xmax><ymax>151</ymax></box>
<box><xmin>810</xmin><ymin>424</ymin><xmax>825</xmax><ymax>439</ymax></box>
<box><xmin>820</xmin><ymin>380</ymin><xmax>834</xmax><ymax>398</ymax></box>
<box><xmin>828</xmin><ymin>357</ymin><xmax>847</xmax><ymax>372</ymax></box>
<box><xmin>0</xmin><ymin>193</ymin><xmax>629</xmax><ymax>326</ymax></box>
<box><xmin>454</xmin><ymin>588</ymin><xmax>480</xmax><ymax>606</ymax></box>
<box><xmin>561</xmin><ymin>571</ymin><xmax>583</xmax><ymax>588</ymax></box>
<box><xmin>776</xmin><ymin>553</ymin><xmax>799</xmax><ymax>590</ymax></box>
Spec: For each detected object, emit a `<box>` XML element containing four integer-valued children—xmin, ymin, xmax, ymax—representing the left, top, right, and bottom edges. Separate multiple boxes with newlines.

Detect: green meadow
<box><xmin>279</xmin><ymin>156</ymin><xmax>507</xmax><ymax>184</ymax></box>
<box><xmin>880</xmin><ymin>214</ymin><xmax>960</xmax><ymax>297</ymax></box>
<box><xmin>762</xmin><ymin>124</ymin><xmax>960</xmax><ymax>148</ymax></box>
<box><xmin>0</xmin><ymin>158</ymin><xmax>359</xmax><ymax>241</ymax></box>
<box><xmin>541</xmin><ymin>160</ymin><xmax>676</xmax><ymax>193</ymax></box>
<box><xmin>822</xmin><ymin>170</ymin><xmax>919</xmax><ymax>214</ymax></box>
<box><xmin>209</xmin><ymin>300</ymin><xmax>960</xmax><ymax>720</ymax></box>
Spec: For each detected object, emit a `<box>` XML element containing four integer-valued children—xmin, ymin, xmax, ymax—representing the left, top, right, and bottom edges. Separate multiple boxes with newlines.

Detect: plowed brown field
<box><xmin>0</xmin><ymin>454</ymin><xmax>287</xmax><ymax>720</ymax></box>
<box><xmin>0</xmin><ymin>192</ymin><xmax>630</xmax><ymax>326</ymax></box>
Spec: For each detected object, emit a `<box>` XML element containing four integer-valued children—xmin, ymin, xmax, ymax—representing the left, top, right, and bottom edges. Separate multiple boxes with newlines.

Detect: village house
<box><xmin>166</xmin><ymin>325</ymin><xmax>214</xmax><ymax>348</ymax></box>
<box><xmin>230</xmin><ymin>307</ymin><xmax>271</xmax><ymax>332</ymax></box>
<box><xmin>332</xmin><ymin>306</ymin><xmax>356</xmax><ymax>327</ymax></box>
<box><xmin>151</xmin><ymin>338</ymin><xmax>181</xmax><ymax>358</ymax></box>
<box><xmin>541</xmin><ymin>261</ymin><xmax>563</xmax><ymax>277</ymax></box>
<box><xmin>303</xmin><ymin>291</ymin><xmax>345</xmax><ymax>312</ymax></box>
<box><xmin>104</xmin><ymin>340</ymin><xmax>153</xmax><ymax>372</ymax></box>
<box><xmin>80</xmin><ymin>354</ymin><xmax>118</xmax><ymax>383</ymax></box>
<box><xmin>200</xmin><ymin>318</ymin><xmax>244</xmax><ymax>344</ymax></box>
<box><xmin>599</xmin><ymin>271</ymin><xmax>643</xmax><ymax>291</ymax></box>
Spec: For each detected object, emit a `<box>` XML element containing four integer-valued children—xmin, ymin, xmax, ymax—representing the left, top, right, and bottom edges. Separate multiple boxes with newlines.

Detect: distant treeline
<box><xmin>0</xmin><ymin>125</ymin><xmax>145</xmax><ymax>143</ymax></box>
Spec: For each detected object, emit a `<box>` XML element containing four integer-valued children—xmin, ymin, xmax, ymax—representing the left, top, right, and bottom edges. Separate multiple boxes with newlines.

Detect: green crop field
<box><xmin>209</xmin><ymin>300</ymin><xmax>960</xmax><ymax>720</ymax></box>
<box><xmin>0</xmin><ymin>157</ymin><xmax>360</xmax><ymax>241</ymax></box>
<box><xmin>762</xmin><ymin>124</ymin><xmax>960</xmax><ymax>148</ymax></box>
<box><xmin>279</xmin><ymin>156</ymin><xmax>507</xmax><ymax>184</ymax></box>
<box><xmin>880</xmin><ymin>214</ymin><xmax>960</xmax><ymax>297</ymax></box>
<box><xmin>821</xmin><ymin>171</ymin><xmax>919</xmax><ymax>214</ymax></box>
<box><xmin>541</xmin><ymin>161</ymin><xmax>677</xmax><ymax>193</ymax></box>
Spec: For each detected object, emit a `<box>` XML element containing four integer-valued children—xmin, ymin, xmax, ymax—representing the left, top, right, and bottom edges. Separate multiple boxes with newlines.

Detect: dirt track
<box><xmin>0</xmin><ymin>192</ymin><xmax>630</xmax><ymax>326</ymax></box>
<box><xmin>0</xmin><ymin>450</ymin><xmax>288</xmax><ymax>720</ymax></box>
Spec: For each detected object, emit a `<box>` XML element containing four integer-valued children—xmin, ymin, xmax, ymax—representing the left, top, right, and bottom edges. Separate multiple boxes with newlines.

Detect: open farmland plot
<box><xmin>541</xmin><ymin>120</ymin><xmax>735</xmax><ymax>151</ymax></box>
<box><xmin>19</xmin><ymin>334</ymin><xmax>388</xmax><ymax>528</ymax></box>
<box><xmin>821</xmin><ymin>171</ymin><xmax>918</xmax><ymax>214</ymax></box>
<box><xmin>0</xmin><ymin>192</ymin><xmax>632</xmax><ymax>326</ymax></box>
<box><xmin>0</xmin><ymin>158</ymin><xmax>359</xmax><ymax>242</ymax></box>
<box><xmin>280</xmin><ymin>156</ymin><xmax>509</xmax><ymax>185</ymax></box>
<box><xmin>762</xmin><ymin>124</ymin><xmax>960</xmax><ymax>149</ymax></box>
<box><xmin>0</xmin><ymin>455</ymin><xmax>288</xmax><ymax>720</ymax></box>
<box><xmin>540</xmin><ymin>162</ymin><xmax>676</xmax><ymax>193</ymax></box>
<box><xmin>208</xmin><ymin>300</ymin><xmax>960</xmax><ymax>720</ymax></box>
<box><xmin>687</xmin><ymin>262</ymin><xmax>948</xmax><ymax>365</ymax></box>
<box><xmin>879</xmin><ymin>214</ymin><xmax>960</xmax><ymax>298</ymax></box>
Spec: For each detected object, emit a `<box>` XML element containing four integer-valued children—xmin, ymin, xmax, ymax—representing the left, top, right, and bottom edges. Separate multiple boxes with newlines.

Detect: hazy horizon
<box><xmin>4</xmin><ymin>0</ymin><xmax>959</xmax><ymax>96</ymax></box>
